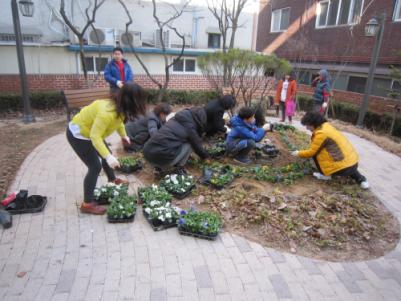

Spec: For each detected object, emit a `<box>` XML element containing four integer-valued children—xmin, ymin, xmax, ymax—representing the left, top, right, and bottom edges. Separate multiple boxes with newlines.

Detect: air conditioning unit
<box><xmin>119</xmin><ymin>30</ymin><xmax>142</xmax><ymax>47</ymax></box>
<box><xmin>88</xmin><ymin>27</ymin><xmax>116</xmax><ymax>45</ymax></box>
<box><xmin>154</xmin><ymin>29</ymin><xmax>170</xmax><ymax>48</ymax></box>
<box><xmin>170</xmin><ymin>33</ymin><xmax>192</xmax><ymax>48</ymax></box>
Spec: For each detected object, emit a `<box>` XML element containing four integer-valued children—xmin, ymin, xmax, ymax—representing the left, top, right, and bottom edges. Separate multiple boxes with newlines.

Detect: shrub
<box><xmin>147</xmin><ymin>89</ymin><xmax>219</xmax><ymax>105</ymax></box>
<box><xmin>296</xmin><ymin>94</ymin><xmax>401</xmax><ymax>138</ymax></box>
<box><xmin>0</xmin><ymin>89</ymin><xmax>219</xmax><ymax>113</ymax></box>
<box><xmin>0</xmin><ymin>91</ymin><xmax>65</xmax><ymax>113</ymax></box>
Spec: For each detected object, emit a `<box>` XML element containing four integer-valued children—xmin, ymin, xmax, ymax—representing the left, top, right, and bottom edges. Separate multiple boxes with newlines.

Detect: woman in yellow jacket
<box><xmin>291</xmin><ymin>112</ymin><xmax>370</xmax><ymax>189</ymax></box>
<box><xmin>66</xmin><ymin>83</ymin><xmax>147</xmax><ymax>214</ymax></box>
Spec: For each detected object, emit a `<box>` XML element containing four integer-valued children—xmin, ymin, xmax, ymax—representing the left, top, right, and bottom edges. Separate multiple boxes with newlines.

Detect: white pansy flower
<box><xmin>145</xmin><ymin>208</ymin><xmax>151</xmax><ymax>214</ymax></box>
<box><xmin>114</xmin><ymin>191</ymin><xmax>119</xmax><ymax>196</ymax></box>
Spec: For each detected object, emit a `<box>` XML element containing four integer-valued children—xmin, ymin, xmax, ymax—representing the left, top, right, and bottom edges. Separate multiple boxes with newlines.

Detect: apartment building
<box><xmin>0</xmin><ymin>0</ymin><xmax>259</xmax><ymax>91</ymax></box>
<box><xmin>256</xmin><ymin>0</ymin><xmax>401</xmax><ymax>99</ymax></box>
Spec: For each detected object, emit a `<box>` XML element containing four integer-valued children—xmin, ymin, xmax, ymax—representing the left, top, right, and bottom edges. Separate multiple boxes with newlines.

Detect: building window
<box><xmin>84</xmin><ymin>56</ymin><xmax>108</xmax><ymax>73</ymax></box>
<box><xmin>208</xmin><ymin>33</ymin><xmax>221</xmax><ymax>48</ymax></box>
<box><xmin>347</xmin><ymin>76</ymin><xmax>366</xmax><ymax>93</ymax></box>
<box><xmin>297</xmin><ymin>70</ymin><xmax>312</xmax><ymax>85</ymax></box>
<box><xmin>0</xmin><ymin>33</ymin><xmax>41</xmax><ymax>43</ymax></box>
<box><xmin>316</xmin><ymin>0</ymin><xmax>363</xmax><ymax>28</ymax></box>
<box><xmin>394</xmin><ymin>0</ymin><xmax>401</xmax><ymax>21</ymax></box>
<box><xmin>391</xmin><ymin>80</ymin><xmax>401</xmax><ymax>95</ymax></box>
<box><xmin>372</xmin><ymin>78</ymin><xmax>392</xmax><ymax>97</ymax></box>
<box><xmin>271</xmin><ymin>7</ymin><xmax>290</xmax><ymax>32</ymax></box>
<box><xmin>173</xmin><ymin>58</ymin><xmax>196</xmax><ymax>73</ymax></box>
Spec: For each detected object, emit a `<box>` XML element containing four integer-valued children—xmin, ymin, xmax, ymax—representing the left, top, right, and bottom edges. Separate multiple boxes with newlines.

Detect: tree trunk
<box><xmin>79</xmin><ymin>39</ymin><xmax>91</xmax><ymax>88</ymax></box>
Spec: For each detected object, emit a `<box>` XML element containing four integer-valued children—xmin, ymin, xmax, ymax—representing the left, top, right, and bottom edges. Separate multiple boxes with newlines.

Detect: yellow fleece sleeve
<box><xmin>116</xmin><ymin>120</ymin><xmax>127</xmax><ymax>138</ymax></box>
<box><xmin>298</xmin><ymin>131</ymin><xmax>327</xmax><ymax>158</ymax></box>
<box><xmin>90</xmin><ymin>112</ymin><xmax>112</xmax><ymax>158</ymax></box>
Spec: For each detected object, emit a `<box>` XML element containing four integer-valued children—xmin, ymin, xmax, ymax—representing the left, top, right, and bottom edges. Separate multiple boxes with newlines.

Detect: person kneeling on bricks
<box><xmin>66</xmin><ymin>83</ymin><xmax>147</xmax><ymax>215</ymax></box>
<box><xmin>143</xmin><ymin>107</ymin><xmax>210</xmax><ymax>176</ymax></box>
<box><xmin>291</xmin><ymin>112</ymin><xmax>370</xmax><ymax>189</ymax></box>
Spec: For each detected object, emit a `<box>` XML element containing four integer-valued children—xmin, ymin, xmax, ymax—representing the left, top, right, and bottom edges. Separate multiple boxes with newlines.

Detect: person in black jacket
<box><xmin>124</xmin><ymin>103</ymin><xmax>172</xmax><ymax>152</ymax></box>
<box><xmin>143</xmin><ymin>107</ymin><xmax>209</xmax><ymax>174</ymax></box>
<box><xmin>204</xmin><ymin>95</ymin><xmax>236</xmax><ymax>136</ymax></box>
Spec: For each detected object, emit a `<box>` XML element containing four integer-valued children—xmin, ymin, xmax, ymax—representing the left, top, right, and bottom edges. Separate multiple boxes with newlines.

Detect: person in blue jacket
<box><xmin>104</xmin><ymin>47</ymin><xmax>133</xmax><ymax>93</ymax></box>
<box><xmin>226</xmin><ymin>106</ymin><xmax>269</xmax><ymax>164</ymax></box>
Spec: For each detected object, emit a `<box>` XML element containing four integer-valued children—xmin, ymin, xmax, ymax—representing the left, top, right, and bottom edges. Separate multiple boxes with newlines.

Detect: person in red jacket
<box><xmin>275</xmin><ymin>72</ymin><xmax>297</xmax><ymax>124</ymax></box>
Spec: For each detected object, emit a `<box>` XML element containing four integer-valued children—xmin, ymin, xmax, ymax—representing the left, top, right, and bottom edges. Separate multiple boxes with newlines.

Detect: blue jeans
<box><xmin>227</xmin><ymin>139</ymin><xmax>256</xmax><ymax>158</ymax></box>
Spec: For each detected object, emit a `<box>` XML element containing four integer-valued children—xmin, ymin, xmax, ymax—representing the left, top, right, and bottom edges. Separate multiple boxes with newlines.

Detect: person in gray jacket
<box><xmin>124</xmin><ymin>103</ymin><xmax>172</xmax><ymax>152</ymax></box>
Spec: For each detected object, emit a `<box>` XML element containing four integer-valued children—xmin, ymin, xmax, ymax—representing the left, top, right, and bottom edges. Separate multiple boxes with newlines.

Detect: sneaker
<box><xmin>153</xmin><ymin>167</ymin><xmax>167</xmax><ymax>179</ymax></box>
<box><xmin>80</xmin><ymin>202</ymin><xmax>106</xmax><ymax>215</ymax></box>
<box><xmin>234</xmin><ymin>156</ymin><xmax>252</xmax><ymax>164</ymax></box>
<box><xmin>111</xmin><ymin>178</ymin><xmax>129</xmax><ymax>185</ymax></box>
<box><xmin>360</xmin><ymin>181</ymin><xmax>370</xmax><ymax>189</ymax></box>
<box><xmin>173</xmin><ymin>167</ymin><xmax>187</xmax><ymax>176</ymax></box>
<box><xmin>312</xmin><ymin>172</ymin><xmax>332</xmax><ymax>181</ymax></box>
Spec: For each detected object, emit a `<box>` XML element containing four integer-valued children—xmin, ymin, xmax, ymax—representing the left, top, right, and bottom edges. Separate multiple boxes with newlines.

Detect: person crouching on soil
<box><xmin>204</xmin><ymin>94</ymin><xmax>236</xmax><ymax>137</ymax></box>
<box><xmin>143</xmin><ymin>107</ymin><xmax>210</xmax><ymax>176</ymax></box>
<box><xmin>291</xmin><ymin>112</ymin><xmax>370</xmax><ymax>189</ymax></box>
<box><xmin>124</xmin><ymin>103</ymin><xmax>172</xmax><ymax>152</ymax></box>
<box><xmin>66</xmin><ymin>83</ymin><xmax>147</xmax><ymax>215</ymax></box>
<box><xmin>226</xmin><ymin>106</ymin><xmax>271</xmax><ymax>164</ymax></box>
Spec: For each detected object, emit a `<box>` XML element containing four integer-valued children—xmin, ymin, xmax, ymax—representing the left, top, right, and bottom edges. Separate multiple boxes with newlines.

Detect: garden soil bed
<box><xmin>119</xmin><ymin>127</ymin><xmax>400</xmax><ymax>261</ymax></box>
<box><xmin>0</xmin><ymin>110</ymin><xmax>67</xmax><ymax>198</ymax></box>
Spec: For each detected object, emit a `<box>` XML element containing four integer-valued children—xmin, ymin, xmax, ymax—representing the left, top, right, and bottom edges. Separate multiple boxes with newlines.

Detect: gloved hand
<box><xmin>121</xmin><ymin>136</ymin><xmax>131</xmax><ymax>146</ymax></box>
<box><xmin>291</xmin><ymin>150</ymin><xmax>299</xmax><ymax>157</ymax></box>
<box><xmin>322</xmin><ymin>102</ymin><xmax>328</xmax><ymax>109</ymax></box>
<box><xmin>106</xmin><ymin>154</ymin><xmax>120</xmax><ymax>169</ymax></box>
<box><xmin>262</xmin><ymin>123</ymin><xmax>271</xmax><ymax>131</ymax></box>
<box><xmin>223</xmin><ymin>112</ymin><xmax>230</xmax><ymax>123</ymax></box>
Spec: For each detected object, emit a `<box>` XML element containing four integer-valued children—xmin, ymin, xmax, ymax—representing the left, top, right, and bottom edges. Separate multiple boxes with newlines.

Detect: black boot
<box><xmin>0</xmin><ymin>209</ymin><xmax>12</xmax><ymax>229</ymax></box>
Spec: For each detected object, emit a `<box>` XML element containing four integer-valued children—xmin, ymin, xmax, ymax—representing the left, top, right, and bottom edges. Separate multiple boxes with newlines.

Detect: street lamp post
<box><xmin>356</xmin><ymin>13</ymin><xmax>386</xmax><ymax>128</ymax></box>
<box><xmin>11</xmin><ymin>0</ymin><xmax>35</xmax><ymax>123</ymax></box>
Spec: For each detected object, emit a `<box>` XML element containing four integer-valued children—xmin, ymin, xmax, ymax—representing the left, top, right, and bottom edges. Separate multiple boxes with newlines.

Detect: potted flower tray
<box><xmin>177</xmin><ymin>210</ymin><xmax>222</xmax><ymax>240</ymax></box>
<box><xmin>118</xmin><ymin>157</ymin><xmax>143</xmax><ymax>173</ymax></box>
<box><xmin>160</xmin><ymin>174</ymin><xmax>196</xmax><ymax>199</ymax></box>
<box><xmin>107</xmin><ymin>195</ymin><xmax>136</xmax><ymax>223</ymax></box>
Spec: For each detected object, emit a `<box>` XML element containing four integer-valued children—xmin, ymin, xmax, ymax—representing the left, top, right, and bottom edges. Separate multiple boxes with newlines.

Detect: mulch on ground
<box><xmin>0</xmin><ymin>109</ymin><xmax>67</xmax><ymax>198</ymax></box>
<box><xmin>118</xmin><ymin>126</ymin><xmax>400</xmax><ymax>261</ymax></box>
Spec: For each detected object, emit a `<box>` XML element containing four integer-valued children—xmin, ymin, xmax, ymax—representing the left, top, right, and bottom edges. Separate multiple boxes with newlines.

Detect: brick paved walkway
<box><xmin>1</xmin><ymin>122</ymin><xmax>401</xmax><ymax>301</ymax></box>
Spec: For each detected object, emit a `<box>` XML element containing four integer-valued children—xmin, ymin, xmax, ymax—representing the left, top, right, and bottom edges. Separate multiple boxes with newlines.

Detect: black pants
<box><xmin>278</xmin><ymin>102</ymin><xmax>292</xmax><ymax>122</ymax></box>
<box><xmin>66</xmin><ymin>128</ymin><xmax>115</xmax><ymax>203</ymax></box>
<box><xmin>314</xmin><ymin>158</ymin><xmax>366</xmax><ymax>184</ymax></box>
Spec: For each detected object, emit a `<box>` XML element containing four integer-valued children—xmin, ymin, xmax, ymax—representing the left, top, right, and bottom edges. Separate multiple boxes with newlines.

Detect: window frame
<box><xmin>315</xmin><ymin>0</ymin><xmax>364</xmax><ymax>28</ymax></box>
<box><xmin>394</xmin><ymin>0</ymin><xmax>401</xmax><ymax>21</ymax></box>
<box><xmin>172</xmin><ymin>57</ymin><xmax>196</xmax><ymax>74</ymax></box>
<box><xmin>82</xmin><ymin>56</ymin><xmax>108</xmax><ymax>74</ymax></box>
<box><xmin>207</xmin><ymin>33</ymin><xmax>221</xmax><ymax>49</ymax></box>
<box><xmin>270</xmin><ymin>7</ymin><xmax>291</xmax><ymax>33</ymax></box>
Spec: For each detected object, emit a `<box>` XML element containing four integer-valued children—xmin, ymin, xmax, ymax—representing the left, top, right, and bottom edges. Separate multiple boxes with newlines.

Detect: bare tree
<box><xmin>118</xmin><ymin>0</ymin><xmax>189</xmax><ymax>102</ymax></box>
<box><xmin>207</xmin><ymin>0</ymin><xmax>249</xmax><ymax>85</ymax></box>
<box><xmin>59</xmin><ymin>0</ymin><xmax>106</xmax><ymax>86</ymax></box>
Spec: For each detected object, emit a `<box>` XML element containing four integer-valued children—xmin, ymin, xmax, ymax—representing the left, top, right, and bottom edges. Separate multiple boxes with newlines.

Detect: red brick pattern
<box><xmin>297</xmin><ymin>84</ymin><xmax>399</xmax><ymax>114</ymax></box>
<box><xmin>0</xmin><ymin>74</ymin><xmax>215</xmax><ymax>92</ymax></box>
<box><xmin>0</xmin><ymin>74</ymin><xmax>398</xmax><ymax>114</ymax></box>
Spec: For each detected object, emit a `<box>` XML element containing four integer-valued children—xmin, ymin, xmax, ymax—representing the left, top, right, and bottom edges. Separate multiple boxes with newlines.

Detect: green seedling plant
<box><xmin>107</xmin><ymin>194</ymin><xmax>136</xmax><ymax>219</ymax></box>
<box><xmin>178</xmin><ymin>209</ymin><xmax>223</xmax><ymax>236</ymax></box>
